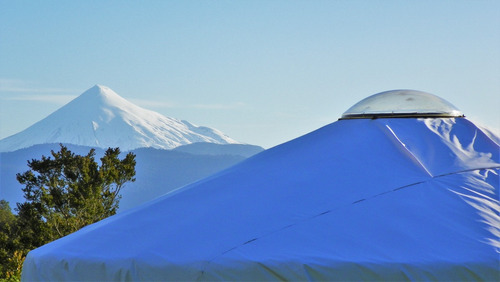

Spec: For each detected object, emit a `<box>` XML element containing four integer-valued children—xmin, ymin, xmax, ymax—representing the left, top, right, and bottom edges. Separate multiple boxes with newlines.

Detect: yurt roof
<box><xmin>21</xmin><ymin>90</ymin><xmax>499</xmax><ymax>281</ymax></box>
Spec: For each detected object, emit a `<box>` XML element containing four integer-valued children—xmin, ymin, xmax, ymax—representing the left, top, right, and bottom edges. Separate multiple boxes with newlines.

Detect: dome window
<box><xmin>341</xmin><ymin>90</ymin><xmax>464</xmax><ymax>119</ymax></box>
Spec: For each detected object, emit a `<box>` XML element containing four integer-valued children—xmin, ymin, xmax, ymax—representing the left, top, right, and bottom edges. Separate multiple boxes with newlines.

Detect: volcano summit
<box><xmin>0</xmin><ymin>85</ymin><xmax>240</xmax><ymax>152</ymax></box>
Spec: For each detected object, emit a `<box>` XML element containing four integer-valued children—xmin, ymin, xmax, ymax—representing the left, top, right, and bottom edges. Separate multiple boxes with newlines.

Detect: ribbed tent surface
<box><xmin>22</xmin><ymin>94</ymin><xmax>499</xmax><ymax>281</ymax></box>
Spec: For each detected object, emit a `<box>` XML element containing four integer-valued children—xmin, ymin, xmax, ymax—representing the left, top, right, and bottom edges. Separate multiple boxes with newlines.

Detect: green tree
<box><xmin>15</xmin><ymin>144</ymin><xmax>136</xmax><ymax>249</ymax></box>
<box><xmin>0</xmin><ymin>200</ymin><xmax>22</xmax><ymax>281</ymax></box>
<box><xmin>0</xmin><ymin>145</ymin><xmax>136</xmax><ymax>279</ymax></box>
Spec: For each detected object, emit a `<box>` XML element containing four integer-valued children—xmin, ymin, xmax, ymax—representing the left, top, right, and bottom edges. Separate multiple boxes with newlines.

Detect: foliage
<box><xmin>0</xmin><ymin>200</ymin><xmax>22</xmax><ymax>281</ymax></box>
<box><xmin>1</xmin><ymin>250</ymin><xmax>24</xmax><ymax>281</ymax></box>
<box><xmin>0</xmin><ymin>144</ymin><xmax>136</xmax><ymax>279</ymax></box>
<box><xmin>0</xmin><ymin>200</ymin><xmax>19</xmax><ymax>280</ymax></box>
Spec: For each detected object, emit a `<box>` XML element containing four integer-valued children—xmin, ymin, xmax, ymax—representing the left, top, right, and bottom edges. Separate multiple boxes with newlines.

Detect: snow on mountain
<box><xmin>0</xmin><ymin>85</ymin><xmax>240</xmax><ymax>152</ymax></box>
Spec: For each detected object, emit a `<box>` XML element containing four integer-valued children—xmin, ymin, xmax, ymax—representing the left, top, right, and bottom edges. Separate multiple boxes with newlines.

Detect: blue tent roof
<box><xmin>22</xmin><ymin>94</ymin><xmax>499</xmax><ymax>281</ymax></box>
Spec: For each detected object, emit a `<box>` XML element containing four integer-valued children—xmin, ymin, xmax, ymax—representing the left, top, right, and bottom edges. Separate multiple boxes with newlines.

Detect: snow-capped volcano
<box><xmin>0</xmin><ymin>85</ymin><xmax>239</xmax><ymax>152</ymax></box>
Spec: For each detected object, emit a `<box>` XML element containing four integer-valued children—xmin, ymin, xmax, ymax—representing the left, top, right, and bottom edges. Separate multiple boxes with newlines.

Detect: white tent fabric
<box><xmin>22</xmin><ymin>117</ymin><xmax>499</xmax><ymax>281</ymax></box>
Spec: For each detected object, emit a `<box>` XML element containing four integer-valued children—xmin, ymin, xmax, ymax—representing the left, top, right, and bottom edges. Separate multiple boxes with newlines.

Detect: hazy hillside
<box><xmin>0</xmin><ymin>143</ymin><xmax>263</xmax><ymax>211</ymax></box>
<box><xmin>172</xmin><ymin>142</ymin><xmax>264</xmax><ymax>158</ymax></box>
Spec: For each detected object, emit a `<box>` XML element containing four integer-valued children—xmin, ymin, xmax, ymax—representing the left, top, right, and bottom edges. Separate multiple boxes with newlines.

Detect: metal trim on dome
<box><xmin>340</xmin><ymin>112</ymin><xmax>465</xmax><ymax>120</ymax></box>
<box><xmin>340</xmin><ymin>90</ymin><xmax>465</xmax><ymax>120</ymax></box>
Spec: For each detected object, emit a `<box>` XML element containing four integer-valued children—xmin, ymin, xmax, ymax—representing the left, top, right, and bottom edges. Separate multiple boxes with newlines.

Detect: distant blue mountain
<box><xmin>172</xmin><ymin>142</ymin><xmax>264</xmax><ymax>157</ymax></box>
<box><xmin>0</xmin><ymin>143</ymin><xmax>264</xmax><ymax>212</ymax></box>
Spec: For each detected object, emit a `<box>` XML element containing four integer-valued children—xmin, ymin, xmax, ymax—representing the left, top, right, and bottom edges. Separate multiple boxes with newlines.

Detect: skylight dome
<box><xmin>341</xmin><ymin>90</ymin><xmax>464</xmax><ymax>119</ymax></box>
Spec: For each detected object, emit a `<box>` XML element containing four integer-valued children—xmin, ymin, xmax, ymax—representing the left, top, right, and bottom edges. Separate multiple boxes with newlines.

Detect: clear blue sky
<box><xmin>1</xmin><ymin>0</ymin><xmax>499</xmax><ymax>148</ymax></box>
